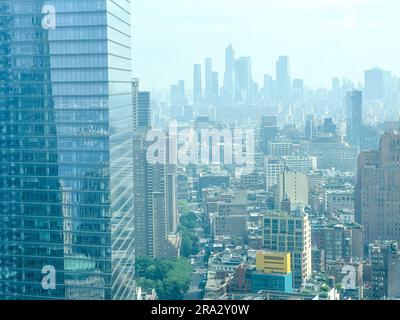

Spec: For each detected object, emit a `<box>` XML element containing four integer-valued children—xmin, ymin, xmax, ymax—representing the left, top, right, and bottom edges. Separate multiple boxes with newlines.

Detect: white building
<box><xmin>274</xmin><ymin>171</ymin><xmax>309</xmax><ymax>209</ymax></box>
<box><xmin>282</xmin><ymin>156</ymin><xmax>317</xmax><ymax>172</ymax></box>
<box><xmin>264</xmin><ymin>157</ymin><xmax>285</xmax><ymax>192</ymax></box>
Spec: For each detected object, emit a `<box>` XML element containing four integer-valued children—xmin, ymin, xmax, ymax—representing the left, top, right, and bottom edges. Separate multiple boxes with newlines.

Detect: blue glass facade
<box><xmin>251</xmin><ymin>271</ymin><xmax>294</xmax><ymax>294</ymax></box>
<box><xmin>0</xmin><ymin>0</ymin><xmax>135</xmax><ymax>299</ymax></box>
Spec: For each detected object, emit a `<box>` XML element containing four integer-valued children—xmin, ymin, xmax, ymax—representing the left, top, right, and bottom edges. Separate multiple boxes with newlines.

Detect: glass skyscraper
<box><xmin>0</xmin><ymin>0</ymin><xmax>135</xmax><ymax>299</ymax></box>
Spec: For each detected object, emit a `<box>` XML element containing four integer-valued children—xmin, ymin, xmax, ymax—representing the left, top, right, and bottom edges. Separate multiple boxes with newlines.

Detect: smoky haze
<box><xmin>133</xmin><ymin>0</ymin><xmax>400</xmax><ymax>91</ymax></box>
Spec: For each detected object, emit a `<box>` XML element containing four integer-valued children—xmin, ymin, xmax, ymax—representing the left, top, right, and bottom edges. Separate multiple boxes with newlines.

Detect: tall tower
<box><xmin>0</xmin><ymin>0</ymin><xmax>136</xmax><ymax>299</ymax></box>
<box><xmin>222</xmin><ymin>44</ymin><xmax>236</xmax><ymax>105</ymax></box>
<box><xmin>356</xmin><ymin>131</ymin><xmax>400</xmax><ymax>244</ymax></box>
<box><xmin>132</xmin><ymin>137</ymin><xmax>180</xmax><ymax>259</ymax></box>
<box><xmin>276</xmin><ymin>56</ymin><xmax>291</xmax><ymax>104</ymax></box>
<box><xmin>205</xmin><ymin>58</ymin><xmax>213</xmax><ymax>105</ymax></box>
<box><xmin>137</xmin><ymin>91</ymin><xmax>151</xmax><ymax>130</ymax></box>
<box><xmin>133</xmin><ymin>90</ymin><xmax>179</xmax><ymax>259</ymax></box>
<box><xmin>212</xmin><ymin>71</ymin><xmax>219</xmax><ymax>104</ymax></box>
<box><xmin>235</xmin><ymin>57</ymin><xmax>252</xmax><ymax>104</ymax></box>
<box><xmin>365</xmin><ymin>68</ymin><xmax>385</xmax><ymax>102</ymax></box>
<box><xmin>193</xmin><ymin>64</ymin><xmax>203</xmax><ymax>107</ymax></box>
<box><xmin>346</xmin><ymin>90</ymin><xmax>363</xmax><ymax>149</ymax></box>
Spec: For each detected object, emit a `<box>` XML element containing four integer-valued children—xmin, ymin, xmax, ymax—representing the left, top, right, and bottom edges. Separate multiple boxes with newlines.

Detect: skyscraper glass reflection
<box><xmin>0</xmin><ymin>0</ymin><xmax>135</xmax><ymax>299</ymax></box>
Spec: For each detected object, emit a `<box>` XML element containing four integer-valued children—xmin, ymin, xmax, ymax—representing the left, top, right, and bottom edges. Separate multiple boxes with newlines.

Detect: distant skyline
<box><xmin>133</xmin><ymin>0</ymin><xmax>400</xmax><ymax>91</ymax></box>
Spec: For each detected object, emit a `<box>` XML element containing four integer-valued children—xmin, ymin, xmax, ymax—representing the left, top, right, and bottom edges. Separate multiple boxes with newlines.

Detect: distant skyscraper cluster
<box><xmin>2</xmin><ymin>0</ymin><xmax>400</xmax><ymax>303</ymax></box>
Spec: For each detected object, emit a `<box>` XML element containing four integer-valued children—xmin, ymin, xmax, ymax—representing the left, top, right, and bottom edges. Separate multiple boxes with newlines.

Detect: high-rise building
<box><xmin>205</xmin><ymin>57</ymin><xmax>213</xmax><ymax>105</ymax></box>
<box><xmin>0</xmin><ymin>0</ymin><xmax>135</xmax><ymax>299</ymax></box>
<box><xmin>212</xmin><ymin>71</ymin><xmax>219</xmax><ymax>103</ymax></box>
<box><xmin>263</xmin><ymin>74</ymin><xmax>274</xmax><ymax>103</ymax></box>
<box><xmin>133</xmin><ymin>135</ymin><xmax>180</xmax><ymax>259</ymax></box>
<box><xmin>274</xmin><ymin>171</ymin><xmax>309</xmax><ymax>209</ymax></box>
<box><xmin>193</xmin><ymin>64</ymin><xmax>203</xmax><ymax>107</ymax></box>
<box><xmin>304</xmin><ymin>115</ymin><xmax>315</xmax><ymax>141</ymax></box>
<box><xmin>346</xmin><ymin>90</ymin><xmax>363</xmax><ymax>148</ymax></box>
<box><xmin>222</xmin><ymin>44</ymin><xmax>236</xmax><ymax>105</ymax></box>
<box><xmin>137</xmin><ymin>91</ymin><xmax>151</xmax><ymax>130</ymax></box>
<box><xmin>369</xmin><ymin>241</ymin><xmax>400</xmax><ymax>299</ymax></box>
<box><xmin>276</xmin><ymin>56</ymin><xmax>291</xmax><ymax>104</ymax></box>
<box><xmin>356</xmin><ymin>131</ymin><xmax>400</xmax><ymax>244</ymax></box>
<box><xmin>212</xmin><ymin>202</ymin><xmax>247</xmax><ymax>241</ymax></box>
<box><xmin>322</xmin><ymin>118</ymin><xmax>337</xmax><ymax>136</ymax></box>
<box><xmin>281</xmin><ymin>156</ymin><xmax>317</xmax><ymax>173</ymax></box>
<box><xmin>260</xmin><ymin>116</ymin><xmax>278</xmax><ymax>155</ymax></box>
<box><xmin>331</xmin><ymin>77</ymin><xmax>342</xmax><ymax>110</ymax></box>
<box><xmin>262</xmin><ymin>210</ymin><xmax>312</xmax><ymax>288</ymax></box>
<box><xmin>170</xmin><ymin>80</ymin><xmax>186</xmax><ymax>118</ymax></box>
<box><xmin>251</xmin><ymin>251</ymin><xmax>294</xmax><ymax>294</ymax></box>
<box><xmin>132</xmin><ymin>78</ymin><xmax>140</xmax><ymax>130</ymax></box>
<box><xmin>292</xmin><ymin>79</ymin><xmax>304</xmax><ymax>102</ymax></box>
<box><xmin>235</xmin><ymin>57</ymin><xmax>252</xmax><ymax>104</ymax></box>
<box><xmin>264</xmin><ymin>158</ymin><xmax>285</xmax><ymax>193</ymax></box>
<box><xmin>365</xmin><ymin>68</ymin><xmax>385</xmax><ymax>101</ymax></box>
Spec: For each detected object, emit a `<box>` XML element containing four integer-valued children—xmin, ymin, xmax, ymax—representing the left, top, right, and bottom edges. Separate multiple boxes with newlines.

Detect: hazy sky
<box><xmin>133</xmin><ymin>0</ymin><xmax>400</xmax><ymax>91</ymax></box>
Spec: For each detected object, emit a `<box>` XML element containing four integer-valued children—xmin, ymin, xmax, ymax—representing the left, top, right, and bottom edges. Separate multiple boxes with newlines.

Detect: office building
<box><xmin>170</xmin><ymin>81</ymin><xmax>186</xmax><ymax>117</ymax></box>
<box><xmin>299</xmin><ymin>140</ymin><xmax>359</xmax><ymax>172</ymax></box>
<box><xmin>211</xmin><ymin>193</ymin><xmax>247</xmax><ymax>241</ymax></box>
<box><xmin>356</xmin><ymin>131</ymin><xmax>400</xmax><ymax>244</ymax></box>
<box><xmin>281</xmin><ymin>156</ymin><xmax>317</xmax><ymax>173</ymax></box>
<box><xmin>205</xmin><ymin>57</ymin><xmax>213</xmax><ymax>104</ymax></box>
<box><xmin>212</xmin><ymin>71</ymin><xmax>219</xmax><ymax>103</ymax></box>
<box><xmin>222</xmin><ymin>44</ymin><xmax>236</xmax><ymax>104</ymax></box>
<box><xmin>263</xmin><ymin>74</ymin><xmax>274</xmax><ymax>103</ymax></box>
<box><xmin>274</xmin><ymin>171</ymin><xmax>309</xmax><ymax>209</ymax></box>
<box><xmin>268</xmin><ymin>141</ymin><xmax>294</xmax><ymax>157</ymax></box>
<box><xmin>0</xmin><ymin>0</ymin><xmax>136</xmax><ymax>300</ymax></box>
<box><xmin>193</xmin><ymin>63</ymin><xmax>203</xmax><ymax>107</ymax></box>
<box><xmin>276</xmin><ymin>56</ymin><xmax>291</xmax><ymax>104</ymax></box>
<box><xmin>235</xmin><ymin>57</ymin><xmax>252</xmax><ymax>104</ymax></box>
<box><xmin>132</xmin><ymin>78</ymin><xmax>139</xmax><ymax>130</ymax></box>
<box><xmin>264</xmin><ymin>158</ymin><xmax>285</xmax><ymax>192</ymax></box>
<box><xmin>346</xmin><ymin>90</ymin><xmax>363</xmax><ymax>149</ymax></box>
<box><xmin>262</xmin><ymin>210</ymin><xmax>312</xmax><ymax>288</ymax></box>
<box><xmin>256</xmin><ymin>252</ymin><xmax>291</xmax><ymax>274</ymax></box>
<box><xmin>304</xmin><ymin>115</ymin><xmax>315</xmax><ymax>141</ymax></box>
<box><xmin>260</xmin><ymin>116</ymin><xmax>278</xmax><ymax>155</ymax></box>
<box><xmin>137</xmin><ymin>91</ymin><xmax>151</xmax><ymax>130</ymax></box>
<box><xmin>292</xmin><ymin>78</ymin><xmax>304</xmax><ymax>102</ymax></box>
<box><xmin>133</xmin><ymin>136</ymin><xmax>180</xmax><ymax>259</ymax></box>
<box><xmin>370</xmin><ymin>241</ymin><xmax>400</xmax><ymax>299</ymax></box>
<box><xmin>365</xmin><ymin>68</ymin><xmax>385</xmax><ymax>101</ymax></box>
<box><xmin>250</xmin><ymin>269</ymin><xmax>293</xmax><ymax>294</ymax></box>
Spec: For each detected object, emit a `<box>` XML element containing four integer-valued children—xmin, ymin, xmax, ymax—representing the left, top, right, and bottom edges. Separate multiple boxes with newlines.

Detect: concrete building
<box><xmin>356</xmin><ymin>131</ymin><xmax>400</xmax><ymax>244</ymax></box>
<box><xmin>212</xmin><ymin>200</ymin><xmax>247</xmax><ymax>241</ymax></box>
<box><xmin>264</xmin><ymin>158</ymin><xmax>285</xmax><ymax>192</ymax></box>
<box><xmin>300</xmin><ymin>140</ymin><xmax>359</xmax><ymax>172</ymax></box>
<box><xmin>255</xmin><ymin>251</ymin><xmax>291</xmax><ymax>274</ymax></box>
<box><xmin>262</xmin><ymin>210</ymin><xmax>312</xmax><ymax>288</ymax></box>
<box><xmin>133</xmin><ymin>135</ymin><xmax>180</xmax><ymax>259</ymax></box>
<box><xmin>346</xmin><ymin>90</ymin><xmax>363</xmax><ymax>149</ymax></box>
<box><xmin>268</xmin><ymin>141</ymin><xmax>294</xmax><ymax>157</ymax></box>
<box><xmin>282</xmin><ymin>156</ymin><xmax>317</xmax><ymax>172</ymax></box>
<box><xmin>274</xmin><ymin>171</ymin><xmax>309</xmax><ymax>209</ymax></box>
<box><xmin>369</xmin><ymin>241</ymin><xmax>400</xmax><ymax>299</ymax></box>
<box><xmin>311</xmin><ymin>221</ymin><xmax>364</xmax><ymax>263</ymax></box>
<box><xmin>325</xmin><ymin>188</ymin><xmax>354</xmax><ymax>217</ymax></box>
